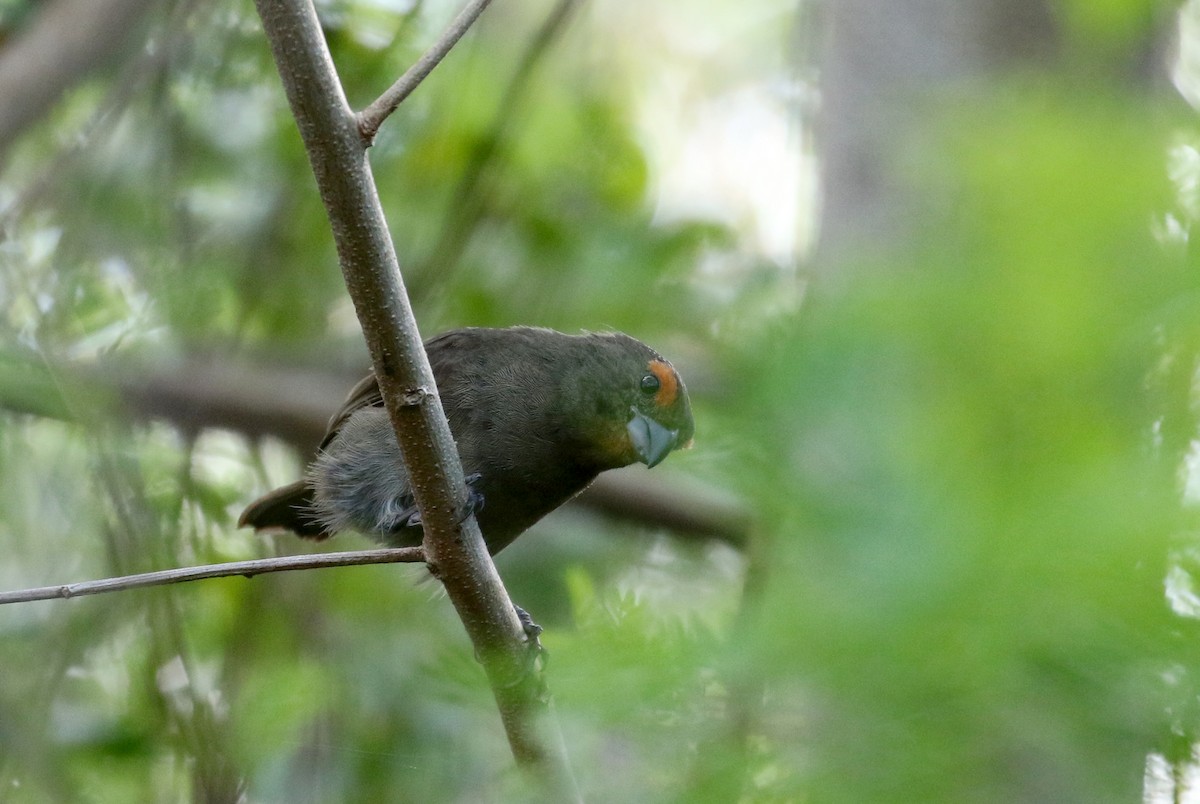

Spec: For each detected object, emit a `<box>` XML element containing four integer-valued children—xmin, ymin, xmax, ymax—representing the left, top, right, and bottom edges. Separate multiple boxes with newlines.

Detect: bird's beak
<box><xmin>627</xmin><ymin>408</ymin><xmax>678</xmax><ymax>468</ymax></box>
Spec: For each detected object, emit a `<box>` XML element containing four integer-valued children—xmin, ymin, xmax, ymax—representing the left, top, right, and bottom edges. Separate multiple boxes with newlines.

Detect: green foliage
<box><xmin>713</xmin><ymin>86</ymin><xmax>1198</xmax><ymax>801</ymax></box>
<box><xmin>0</xmin><ymin>0</ymin><xmax>1198</xmax><ymax>801</ymax></box>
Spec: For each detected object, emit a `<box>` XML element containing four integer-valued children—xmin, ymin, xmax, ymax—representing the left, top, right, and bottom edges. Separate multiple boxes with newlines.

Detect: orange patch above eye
<box><xmin>648</xmin><ymin>359</ymin><xmax>678</xmax><ymax>408</ymax></box>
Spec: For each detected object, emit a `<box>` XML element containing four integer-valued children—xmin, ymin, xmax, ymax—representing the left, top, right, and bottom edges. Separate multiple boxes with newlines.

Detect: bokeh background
<box><xmin>2</xmin><ymin>0</ymin><xmax>1200</xmax><ymax>800</ymax></box>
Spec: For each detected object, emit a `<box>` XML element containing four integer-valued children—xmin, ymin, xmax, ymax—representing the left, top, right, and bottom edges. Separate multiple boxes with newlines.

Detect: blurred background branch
<box><xmin>0</xmin><ymin>351</ymin><xmax>747</xmax><ymax>546</ymax></box>
<box><xmin>0</xmin><ymin>0</ymin><xmax>155</xmax><ymax>157</ymax></box>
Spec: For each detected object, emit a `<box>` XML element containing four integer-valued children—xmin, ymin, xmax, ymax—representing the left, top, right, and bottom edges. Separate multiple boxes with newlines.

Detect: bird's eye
<box><xmin>640</xmin><ymin>373</ymin><xmax>660</xmax><ymax>394</ymax></box>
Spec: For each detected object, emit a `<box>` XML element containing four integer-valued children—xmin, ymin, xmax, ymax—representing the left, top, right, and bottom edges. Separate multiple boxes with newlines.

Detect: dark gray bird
<box><xmin>239</xmin><ymin>326</ymin><xmax>694</xmax><ymax>554</ymax></box>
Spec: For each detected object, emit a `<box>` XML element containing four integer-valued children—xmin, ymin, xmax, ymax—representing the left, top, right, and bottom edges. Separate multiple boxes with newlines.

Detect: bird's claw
<box><xmin>470</xmin><ymin>604</ymin><xmax>548</xmax><ymax>688</ymax></box>
<box><xmin>386</xmin><ymin>494</ymin><xmax>422</xmax><ymax>532</ymax></box>
<box><xmin>459</xmin><ymin>472</ymin><xmax>485</xmax><ymax>523</ymax></box>
<box><xmin>514</xmin><ymin>604</ymin><xmax>547</xmax><ymax>665</ymax></box>
<box><xmin>389</xmin><ymin>475</ymin><xmax>483</xmax><ymax>531</ymax></box>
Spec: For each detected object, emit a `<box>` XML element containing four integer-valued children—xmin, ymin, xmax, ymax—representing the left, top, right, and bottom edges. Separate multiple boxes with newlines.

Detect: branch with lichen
<box><xmin>251</xmin><ymin>0</ymin><xmax>578</xmax><ymax>794</ymax></box>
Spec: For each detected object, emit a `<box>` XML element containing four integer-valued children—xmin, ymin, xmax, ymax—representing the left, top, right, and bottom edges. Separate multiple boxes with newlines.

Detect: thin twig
<box><xmin>0</xmin><ymin>547</ymin><xmax>424</xmax><ymax>605</ymax></box>
<box><xmin>410</xmin><ymin>0</ymin><xmax>582</xmax><ymax>292</ymax></box>
<box><xmin>357</xmin><ymin>0</ymin><xmax>495</xmax><ymax>144</ymax></box>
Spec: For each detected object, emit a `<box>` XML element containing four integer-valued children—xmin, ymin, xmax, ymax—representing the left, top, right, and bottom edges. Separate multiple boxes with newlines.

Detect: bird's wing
<box><xmin>319</xmin><ymin>373</ymin><xmax>383</xmax><ymax>451</ymax></box>
<box><xmin>317</xmin><ymin>331</ymin><xmax>477</xmax><ymax>451</ymax></box>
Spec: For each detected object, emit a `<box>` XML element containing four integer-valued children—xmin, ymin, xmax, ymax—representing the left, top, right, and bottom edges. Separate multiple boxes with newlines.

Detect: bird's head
<box><xmin>566</xmin><ymin>332</ymin><xmax>694</xmax><ymax>471</ymax></box>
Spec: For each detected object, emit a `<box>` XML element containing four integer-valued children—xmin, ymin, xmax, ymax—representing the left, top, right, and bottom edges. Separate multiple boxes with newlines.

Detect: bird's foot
<box><xmin>459</xmin><ymin>472</ymin><xmax>485</xmax><ymax>523</ymax></box>
<box><xmin>471</xmin><ymin>604</ymin><xmax>548</xmax><ymax>693</ymax></box>
<box><xmin>514</xmin><ymin>604</ymin><xmax>546</xmax><ymax>664</ymax></box>
<box><xmin>384</xmin><ymin>493</ymin><xmax>421</xmax><ymax>532</ymax></box>
<box><xmin>391</xmin><ymin>474</ymin><xmax>482</xmax><ymax>531</ymax></box>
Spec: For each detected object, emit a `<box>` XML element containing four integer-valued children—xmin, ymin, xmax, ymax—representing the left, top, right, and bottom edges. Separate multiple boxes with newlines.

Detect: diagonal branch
<box><xmin>0</xmin><ymin>548</ymin><xmax>423</xmax><ymax>605</ymax></box>
<box><xmin>253</xmin><ymin>0</ymin><xmax>577</xmax><ymax>792</ymax></box>
<box><xmin>357</xmin><ymin>0</ymin><xmax>495</xmax><ymax>143</ymax></box>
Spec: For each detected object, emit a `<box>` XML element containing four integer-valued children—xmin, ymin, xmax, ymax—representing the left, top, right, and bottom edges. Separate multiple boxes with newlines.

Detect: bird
<box><xmin>238</xmin><ymin>326</ymin><xmax>694</xmax><ymax>554</ymax></box>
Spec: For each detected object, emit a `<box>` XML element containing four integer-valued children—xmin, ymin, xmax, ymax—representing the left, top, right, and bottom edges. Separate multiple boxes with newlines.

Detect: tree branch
<box><xmin>253</xmin><ymin>0</ymin><xmax>577</xmax><ymax>791</ymax></box>
<box><xmin>357</xmin><ymin>0</ymin><xmax>496</xmax><ymax>144</ymax></box>
<box><xmin>111</xmin><ymin>359</ymin><xmax>746</xmax><ymax>548</ymax></box>
<box><xmin>0</xmin><ymin>548</ymin><xmax>423</xmax><ymax>605</ymax></box>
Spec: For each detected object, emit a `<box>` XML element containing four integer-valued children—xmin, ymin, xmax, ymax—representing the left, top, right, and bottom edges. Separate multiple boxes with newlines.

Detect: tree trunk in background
<box><xmin>797</xmin><ymin>3</ymin><xmax>1194</xmax><ymax>801</ymax></box>
<box><xmin>812</xmin><ymin>0</ymin><xmax>1168</xmax><ymax>278</ymax></box>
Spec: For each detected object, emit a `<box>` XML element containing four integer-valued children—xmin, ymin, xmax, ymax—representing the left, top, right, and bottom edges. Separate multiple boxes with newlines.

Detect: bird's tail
<box><xmin>238</xmin><ymin>480</ymin><xmax>330</xmax><ymax>539</ymax></box>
